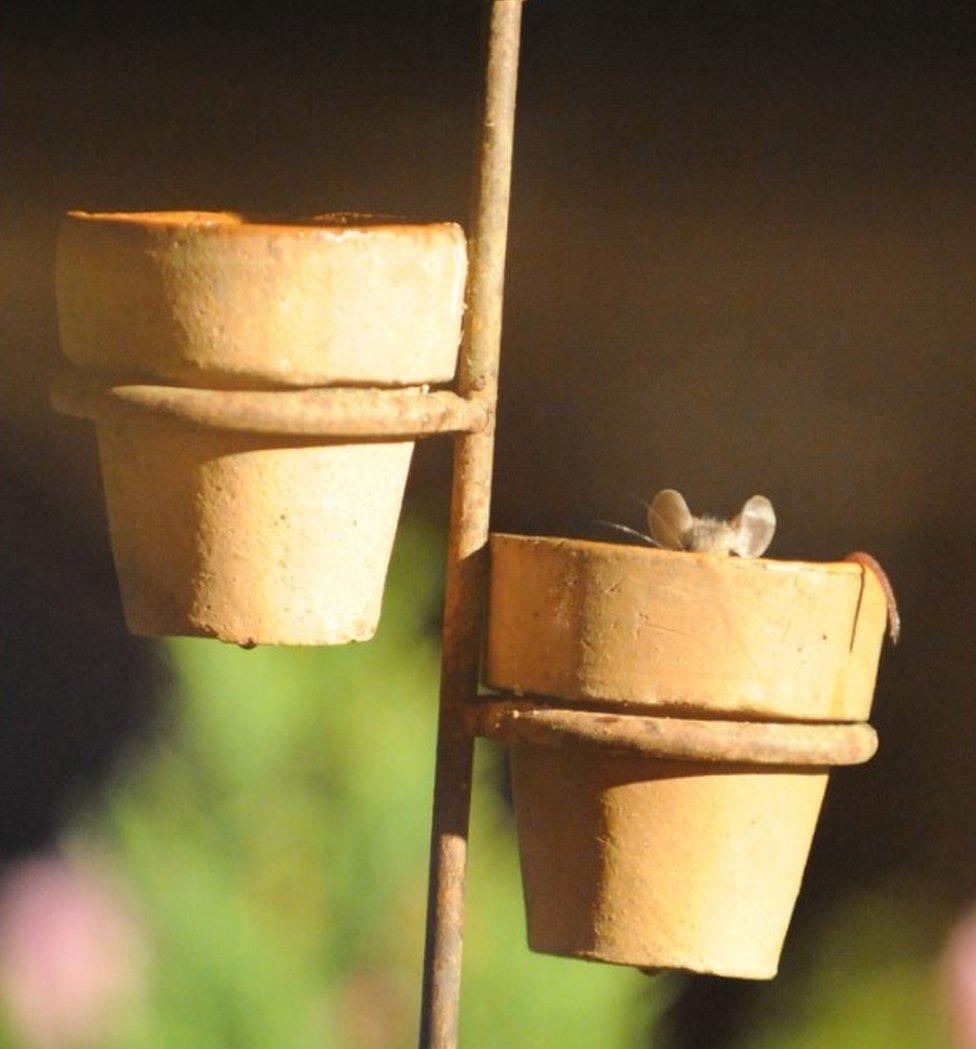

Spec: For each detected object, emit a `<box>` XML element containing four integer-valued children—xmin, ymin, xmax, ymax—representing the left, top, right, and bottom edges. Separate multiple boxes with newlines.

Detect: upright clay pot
<box><xmin>485</xmin><ymin>535</ymin><xmax>889</xmax><ymax>977</ymax></box>
<box><xmin>55</xmin><ymin>212</ymin><xmax>467</xmax><ymax>646</ymax></box>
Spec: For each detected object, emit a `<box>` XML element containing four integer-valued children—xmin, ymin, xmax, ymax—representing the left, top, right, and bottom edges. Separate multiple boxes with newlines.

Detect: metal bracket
<box><xmin>471</xmin><ymin>697</ymin><xmax>879</xmax><ymax>768</ymax></box>
<box><xmin>51</xmin><ymin>363</ymin><xmax>490</xmax><ymax>440</ymax></box>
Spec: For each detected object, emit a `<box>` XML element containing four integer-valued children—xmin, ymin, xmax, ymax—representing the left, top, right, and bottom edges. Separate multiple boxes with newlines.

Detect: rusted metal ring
<box><xmin>471</xmin><ymin>698</ymin><xmax>878</xmax><ymax>767</ymax></box>
<box><xmin>50</xmin><ymin>364</ymin><xmax>491</xmax><ymax>439</ymax></box>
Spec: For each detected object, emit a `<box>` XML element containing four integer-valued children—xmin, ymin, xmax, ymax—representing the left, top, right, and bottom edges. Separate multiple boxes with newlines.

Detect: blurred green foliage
<box><xmin>85</xmin><ymin>508</ymin><xmax>661</xmax><ymax>1047</ymax></box>
<box><xmin>734</xmin><ymin>887</ymin><xmax>951</xmax><ymax>1049</ymax></box>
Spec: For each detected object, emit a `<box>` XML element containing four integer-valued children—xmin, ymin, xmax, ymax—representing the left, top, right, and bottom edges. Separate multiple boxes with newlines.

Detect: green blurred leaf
<box><xmin>736</xmin><ymin>887</ymin><xmax>952</xmax><ymax>1049</ymax></box>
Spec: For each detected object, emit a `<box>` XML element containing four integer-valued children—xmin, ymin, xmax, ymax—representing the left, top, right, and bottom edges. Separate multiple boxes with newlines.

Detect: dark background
<box><xmin>3</xmin><ymin>2</ymin><xmax>976</xmax><ymax>1045</ymax></box>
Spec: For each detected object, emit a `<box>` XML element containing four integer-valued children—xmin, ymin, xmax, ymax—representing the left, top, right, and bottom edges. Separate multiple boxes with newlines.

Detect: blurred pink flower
<box><xmin>945</xmin><ymin>907</ymin><xmax>976</xmax><ymax>1049</ymax></box>
<box><xmin>0</xmin><ymin>852</ymin><xmax>146</xmax><ymax>1049</ymax></box>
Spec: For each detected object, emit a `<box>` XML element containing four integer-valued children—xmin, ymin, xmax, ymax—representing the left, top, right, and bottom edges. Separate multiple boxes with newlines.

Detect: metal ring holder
<box><xmin>51</xmin><ymin>363</ymin><xmax>491</xmax><ymax>440</ymax></box>
<box><xmin>471</xmin><ymin>698</ymin><xmax>878</xmax><ymax>768</ymax></box>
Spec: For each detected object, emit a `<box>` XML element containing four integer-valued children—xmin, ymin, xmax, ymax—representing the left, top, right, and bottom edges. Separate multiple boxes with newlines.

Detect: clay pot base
<box><xmin>510</xmin><ymin>745</ymin><xmax>829</xmax><ymax>979</ymax></box>
<box><xmin>476</xmin><ymin>698</ymin><xmax>875</xmax><ymax>978</ymax></box>
<box><xmin>97</xmin><ymin>414</ymin><xmax>414</xmax><ymax>646</ymax></box>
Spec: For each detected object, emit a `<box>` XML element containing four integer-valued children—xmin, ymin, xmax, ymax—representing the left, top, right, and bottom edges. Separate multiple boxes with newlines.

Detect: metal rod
<box><xmin>419</xmin><ymin>2</ymin><xmax>524</xmax><ymax>1046</ymax></box>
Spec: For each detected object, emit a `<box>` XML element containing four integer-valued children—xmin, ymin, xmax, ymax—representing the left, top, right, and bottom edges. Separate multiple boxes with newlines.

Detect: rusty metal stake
<box><xmin>419</xmin><ymin>2</ymin><xmax>524</xmax><ymax>1046</ymax></box>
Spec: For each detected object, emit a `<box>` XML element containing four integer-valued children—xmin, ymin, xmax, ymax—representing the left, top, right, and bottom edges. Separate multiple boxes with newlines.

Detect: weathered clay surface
<box><xmin>57</xmin><ymin>211</ymin><xmax>467</xmax><ymax>388</ymax></box>
<box><xmin>487</xmin><ymin>533</ymin><xmax>888</xmax><ymax>976</ymax></box>
<box><xmin>96</xmin><ymin>414</ymin><xmax>414</xmax><ymax>645</ymax></box>
<box><xmin>486</xmin><ymin>534</ymin><xmax>888</xmax><ymax>722</ymax></box>
<box><xmin>510</xmin><ymin>745</ymin><xmax>829</xmax><ymax>978</ymax></box>
<box><xmin>56</xmin><ymin>210</ymin><xmax>467</xmax><ymax>644</ymax></box>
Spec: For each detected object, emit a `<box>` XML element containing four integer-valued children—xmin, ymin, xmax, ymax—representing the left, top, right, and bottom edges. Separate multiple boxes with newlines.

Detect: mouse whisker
<box><xmin>595</xmin><ymin>520</ymin><xmax>662</xmax><ymax>548</ymax></box>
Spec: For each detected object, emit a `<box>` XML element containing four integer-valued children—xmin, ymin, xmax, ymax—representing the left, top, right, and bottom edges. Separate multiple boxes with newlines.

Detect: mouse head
<box><xmin>648</xmin><ymin>489</ymin><xmax>776</xmax><ymax>557</ymax></box>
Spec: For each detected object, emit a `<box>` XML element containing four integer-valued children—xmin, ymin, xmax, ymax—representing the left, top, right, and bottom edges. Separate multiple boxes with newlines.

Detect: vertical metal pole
<box><xmin>419</xmin><ymin>2</ymin><xmax>523</xmax><ymax>1046</ymax></box>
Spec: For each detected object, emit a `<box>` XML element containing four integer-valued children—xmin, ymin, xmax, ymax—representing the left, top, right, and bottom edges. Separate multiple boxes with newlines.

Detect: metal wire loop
<box><xmin>472</xmin><ymin>697</ymin><xmax>878</xmax><ymax>767</ymax></box>
<box><xmin>50</xmin><ymin>364</ymin><xmax>490</xmax><ymax>440</ymax></box>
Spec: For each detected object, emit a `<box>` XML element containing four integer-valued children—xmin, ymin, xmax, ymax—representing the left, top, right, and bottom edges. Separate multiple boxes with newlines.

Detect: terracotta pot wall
<box><xmin>486</xmin><ymin>534</ymin><xmax>887</xmax><ymax>722</ymax></box>
<box><xmin>511</xmin><ymin>746</ymin><xmax>830</xmax><ymax>978</ymax></box>
<box><xmin>97</xmin><ymin>416</ymin><xmax>414</xmax><ymax>646</ymax></box>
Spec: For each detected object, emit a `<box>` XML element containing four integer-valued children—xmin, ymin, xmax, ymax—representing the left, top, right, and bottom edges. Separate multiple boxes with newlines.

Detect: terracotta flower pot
<box><xmin>54</xmin><ymin>212</ymin><xmax>467</xmax><ymax>646</ymax></box>
<box><xmin>484</xmin><ymin>535</ymin><xmax>889</xmax><ymax>977</ymax></box>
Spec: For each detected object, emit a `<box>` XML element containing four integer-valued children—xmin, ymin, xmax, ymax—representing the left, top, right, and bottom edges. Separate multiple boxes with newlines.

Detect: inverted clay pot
<box><xmin>55</xmin><ymin>212</ymin><xmax>467</xmax><ymax>645</ymax></box>
<box><xmin>485</xmin><ymin>534</ymin><xmax>888</xmax><ymax>722</ymax></box>
<box><xmin>484</xmin><ymin>535</ymin><xmax>889</xmax><ymax>977</ymax></box>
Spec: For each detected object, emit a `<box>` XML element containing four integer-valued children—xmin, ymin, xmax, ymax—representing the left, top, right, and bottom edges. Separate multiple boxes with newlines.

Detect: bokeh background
<box><xmin>3</xmin><ymin>1</ymin><xmax>976</xmax><ymax>1045</ymax></box>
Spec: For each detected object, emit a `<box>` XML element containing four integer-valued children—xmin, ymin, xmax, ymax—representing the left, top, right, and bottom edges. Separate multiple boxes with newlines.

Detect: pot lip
<box><xmin>62</xmin><ymin>209</ymin><xmax>464</xmax><ymax>238</ymax></box>
<box><xmin>490</xmin><ymin>531</ymin><xmax>864</xmax><ymax>577</ymax></box>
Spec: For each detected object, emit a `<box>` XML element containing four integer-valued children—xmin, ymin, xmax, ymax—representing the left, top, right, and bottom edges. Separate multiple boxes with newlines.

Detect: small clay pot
<box><xmin>486</xmin><ymin>534</ymin><xmax>888</xmax><ymax>722</ymax></box>
<box><xmin>484</xmin><ymin>535</ymin><xmax>889</xmax><ymax>977</ymax></box>
<box><xmin>55</xmin><ymin>212</ymin><xmax>467</xmax><ymax>645</ymax></box>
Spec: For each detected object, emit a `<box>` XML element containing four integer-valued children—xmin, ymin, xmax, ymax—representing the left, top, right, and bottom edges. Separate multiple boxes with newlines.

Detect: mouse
<box><xmin>647</xmin><ymin>488</ymin><xmax>776</xmax><ymax>557</ymax></box>
<box><xmin>599</xmin><ymin>489</ymin><xmax>776</xmax><ymax>557</ymax></box>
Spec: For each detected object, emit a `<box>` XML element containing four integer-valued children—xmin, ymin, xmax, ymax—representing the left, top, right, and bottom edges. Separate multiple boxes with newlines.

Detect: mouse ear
<box><xmin>648</xmin><ymin>489</ymin><xmax>692</xmax><ymax>550</ymax></box>
<box><xmin>731</xmin><ymin>495</ymin><xmax>776</xmax><ymax>557</ymax></box>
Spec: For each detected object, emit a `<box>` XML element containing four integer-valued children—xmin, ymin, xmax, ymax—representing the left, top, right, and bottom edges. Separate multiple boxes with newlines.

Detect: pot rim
<box><xmin>63</xmin><ymin>209</ymin><xmax>463</xmax><ymax>238</ymax></box>
<box><xmin>490</xmin><ymin>531</ymin><xmax>866</xmax><ymax>578</ymax></box>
